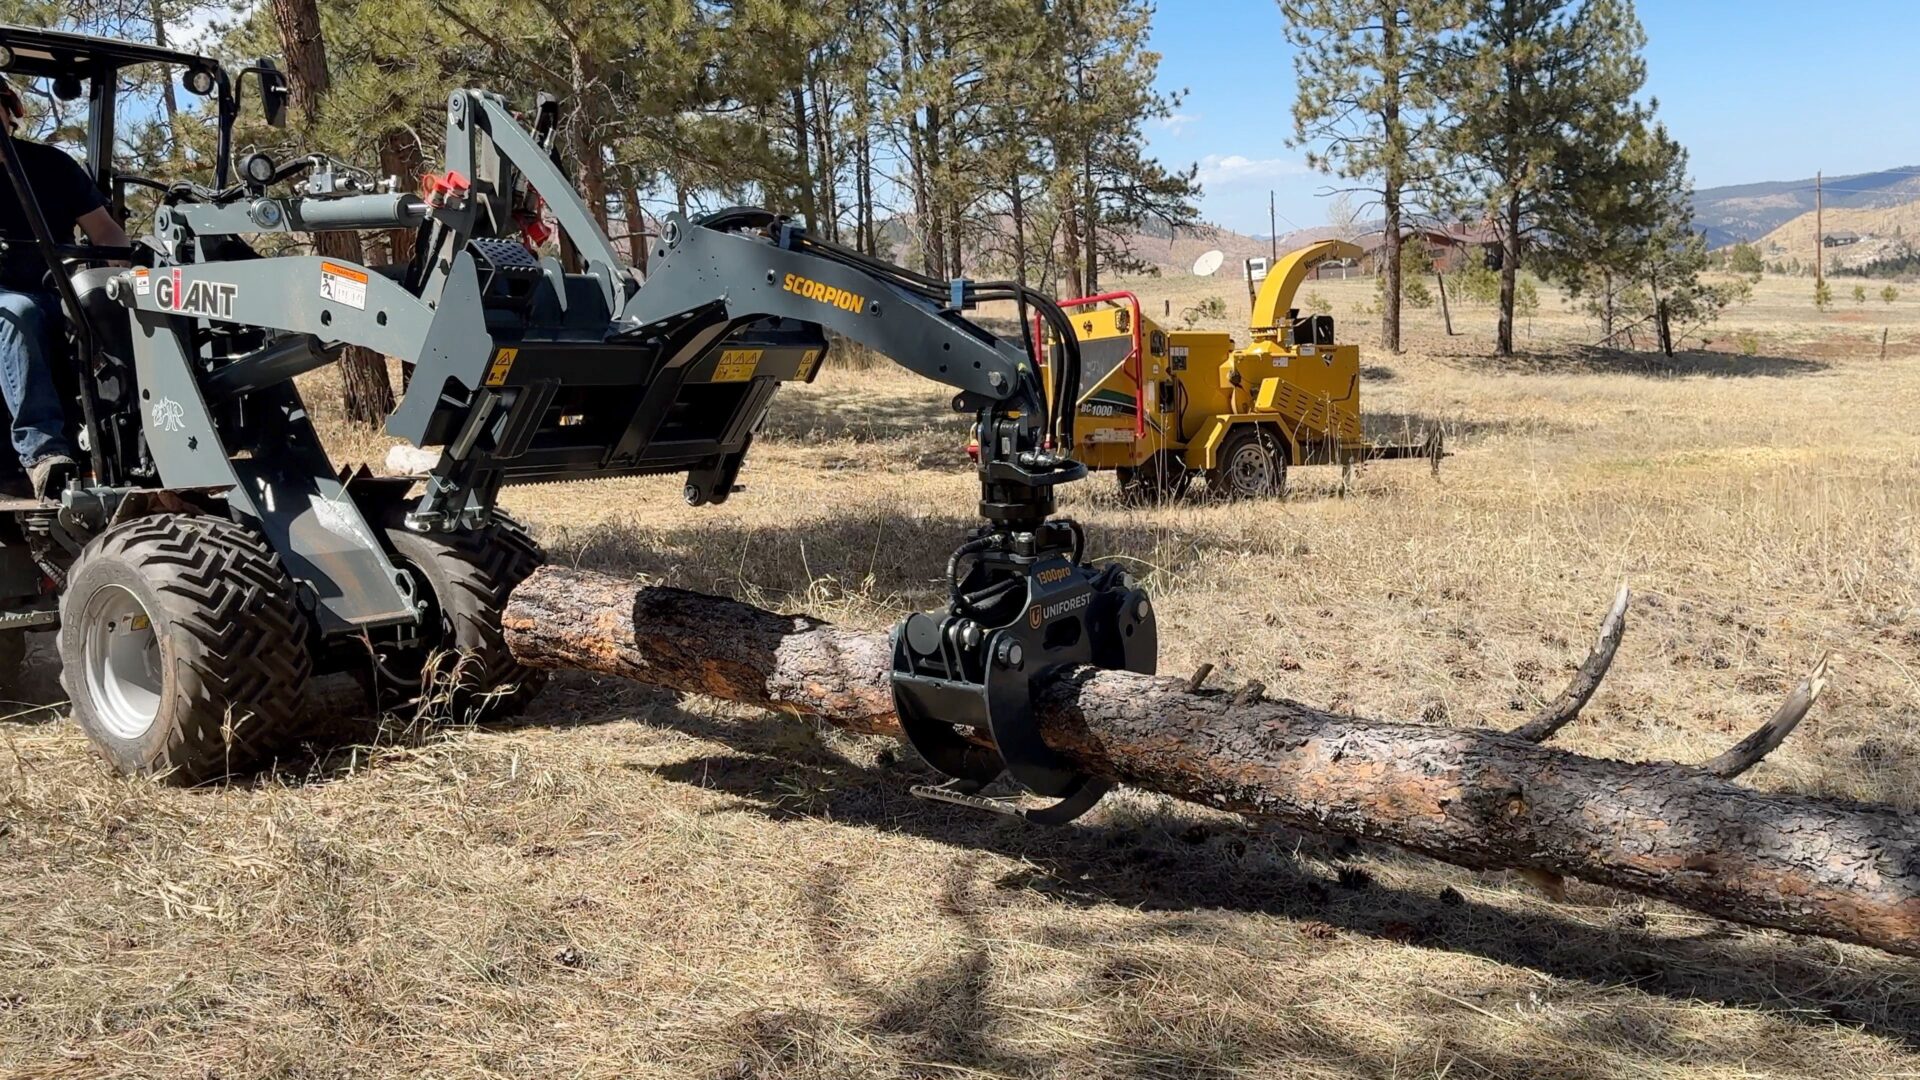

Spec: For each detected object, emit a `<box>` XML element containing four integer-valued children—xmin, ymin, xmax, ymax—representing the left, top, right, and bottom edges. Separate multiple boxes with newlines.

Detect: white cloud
<box><xmin>1196</xmin><ymin>153</ymin><xmax>1311</xmax><ymax>186</ymax></box>
<box><xmin>1160</xmin><ymin>112</ymin><xmax>1200</xmax><ymax>136</ymax></box>
<box><xmin>176</xmin><ymin>1</ymin><xmax>256</xmax><ymax>51</ymax></box>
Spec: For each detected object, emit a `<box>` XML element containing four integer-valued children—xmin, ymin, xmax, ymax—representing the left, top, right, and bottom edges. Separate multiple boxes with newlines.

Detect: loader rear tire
<box><xmin>372</xmin><ymin>514</ymin><xmax>547</xmax><ymax>723</ymax></box>
<box><xmin>60</xmin><ymin>514</ymin><xmax>312</xmax><ymax>784</ymax></box>
<box><xmin>1211</xmin><ymin>426</ymin><xmax>1287</xmax><ymax>500</ymax></box>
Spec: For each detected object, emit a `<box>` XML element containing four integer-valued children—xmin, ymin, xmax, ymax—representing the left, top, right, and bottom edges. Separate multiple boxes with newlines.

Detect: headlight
<box><xmin>242</xmin><ymin>152</ymin><xmax>276</xmax><ymax>185</ymax></box>
<box><xmin>183</xmin><ymin>67</ymin><xmax>216</xmax><ymax>96</ymax></box>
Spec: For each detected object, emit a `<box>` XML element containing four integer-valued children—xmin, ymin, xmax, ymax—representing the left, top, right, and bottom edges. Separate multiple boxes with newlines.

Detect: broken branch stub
<box><xmin>1707</xmin><ymin>656</ymin><xmax>1832</xmax><ymax>779</ymax></box>
<box><xmin>1509</xmin><ymin>584</ymin><xmax>1628</xmax><ymax>744</ymax></box>
<box><xmin>502</xmin><ymin>568</ymin><xmax>1917</xmax><ymax>958</ymax></box>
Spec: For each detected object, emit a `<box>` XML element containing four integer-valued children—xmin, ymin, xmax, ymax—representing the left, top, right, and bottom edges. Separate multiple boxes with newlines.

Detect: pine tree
<box><xmin>1282</xmin><ymin>0</ymin><xmax>1462</xmax><ymax>353</ymax></box>
<box><xmin>1445</xmin><ymin>0</ymin><xmax>1651</xmax><ymax>356</ymax></box>
<box><xmin>1048</xmin><ymin>0</ymin><xmax>1197</xmax><ymax>295</ymax></box>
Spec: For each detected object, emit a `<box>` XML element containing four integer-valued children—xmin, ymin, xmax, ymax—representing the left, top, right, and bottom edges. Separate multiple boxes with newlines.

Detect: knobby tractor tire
<box><xmin>59</xmin><ymin>513</ymin><xmax>312</xmax><ymax>785</ymax></box>
<box><xmin>1210</xmin><ymin>425</ymin><xmax>1288</xmax><ymax>500</ymax></box>
<box><xmin>376</xmin><ymin>514</ymin><xmax>547</xmax><ymax>723</ymax></box>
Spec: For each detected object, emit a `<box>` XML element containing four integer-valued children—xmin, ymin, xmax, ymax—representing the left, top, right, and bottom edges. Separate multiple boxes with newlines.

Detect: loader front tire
<box><xmin>1211</xmin><ymin>426</ymin><xmax>1287</xmax><ymax>500</ymax></box>
<box><xmin>373</xmin><ymin>514</ymin><xmax>547</xmax><ymax>723</ymax></box>
<box><xmin>60</xmin><ymin>514</ymin><xmax>312</xmax><ymax>784</ymax></box>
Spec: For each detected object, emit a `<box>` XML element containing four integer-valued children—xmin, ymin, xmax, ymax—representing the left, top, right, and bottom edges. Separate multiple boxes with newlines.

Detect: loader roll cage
<box><xmin>0</xmin><ymin>26</ymin><xmax>290</xmax><ymax>483</ymax></box>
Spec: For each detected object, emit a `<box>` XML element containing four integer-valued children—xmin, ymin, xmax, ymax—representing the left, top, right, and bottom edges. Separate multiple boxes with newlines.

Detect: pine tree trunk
<box><xmin>1062</xmin><ymin>205</ymin><xmax>1085</xmax><ymax>298</ymax></box>
<box><xmin>1498</xmin><ymin>195</ymin><xmax>1521</xmax><ymax>356</ymax></box>
<box><xmin>811</xmin><ymin>74</ymin><xmax>837</xmax><ymax>243</ymax></box>
<box><xmin>1382</xmin><ymin>188</ymin><xmax>1403</xmax><ymax>354</ymax></box>
<box><xmin>268</xmin><ymin>0</ymin><xmax>393</xmax><ymax>427</ymax></box>
<box><xmin>1010</xmin><ymin>181</ymin><xmax>1029</xmax><ymax>288</ymax></box>
<box><xmin>565</xmin><ymin>44</ymin><xmax>610</xmax><ymax>238</ymax></box>
<box><xmin>790</xmin><ymin>82</ymin><xmax>816</xmax><ymax>229</ymax></box>
<box><xmin>1081</xmin><ymin>150</ymin><xmax>1099</xmax><ymax>295</ymax></box>
<box><xmin>1379</xmin><ymin>5</ymin><xmax>1403</xmax><ymax>353</ymax></box>
<box><xmin>501</xmin><ymin>570</ymin><xmax>1920</xmax><ymax>960</ymax></box>
<box><xmin>150</xmin><ymin>0</ymin><xmax>178</xmax><ymax>123</ymax></box>
<box><xmin>855</xmin><ymin>79</ymin><xmax>875</xmax><ymax>255</ymax></box>
<box><xmin>621</xmin><ymin>184</ymin><xmax>648</xmax><ymax>274</ymax></box>
<box><xmin>376</xmin><ymin>127</ymin><xmax>422</xmax><ymax>268</ymax></box>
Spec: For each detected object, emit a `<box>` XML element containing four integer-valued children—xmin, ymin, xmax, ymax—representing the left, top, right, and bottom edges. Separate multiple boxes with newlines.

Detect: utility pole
<box><xmin>1269</xmin><ymin>190</ymin><xmax>1278</xmax><ymax>263</ymax></box>
<box><xmin>1815</xmin><ymin>170</ymin><xmax>1823</xmax><ymax>286</ymax></box>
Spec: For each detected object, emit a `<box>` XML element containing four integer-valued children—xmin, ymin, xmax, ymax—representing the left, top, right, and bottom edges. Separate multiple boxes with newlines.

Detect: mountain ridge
<box><xmin>1693</xmin><ymin>166</ymin><xmax>1920</xmax><ymax>248</ymax></box>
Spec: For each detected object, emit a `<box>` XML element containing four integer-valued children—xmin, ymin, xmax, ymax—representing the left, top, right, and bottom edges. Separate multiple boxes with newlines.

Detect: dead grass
<box><xmin>3</xmin><ymin>274</ymin><xmax>1920</xmax><ymax>1078</ymax></box>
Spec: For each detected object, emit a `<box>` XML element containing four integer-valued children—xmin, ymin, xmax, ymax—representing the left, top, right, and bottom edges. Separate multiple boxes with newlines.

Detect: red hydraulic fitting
<box><xmin>420</xmin><ymin>169</ymin><xmax>471</xmax><ymax>208</ymax></box>
<box><xmin>517</xmin><ymin>196</ymin><xmax>553</xmax><ymax>248</ymax></box>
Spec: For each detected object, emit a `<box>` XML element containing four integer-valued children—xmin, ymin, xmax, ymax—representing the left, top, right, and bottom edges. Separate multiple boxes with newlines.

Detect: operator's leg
<box><xmin>0</xmin><ymin>290</ymin><xmax>74</xmax><ymax>495</ymax></box>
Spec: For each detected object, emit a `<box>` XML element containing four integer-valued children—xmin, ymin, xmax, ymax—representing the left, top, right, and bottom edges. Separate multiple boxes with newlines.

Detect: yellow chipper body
<box><xmin>1043</xmin><ymin>240</ymin><xmax>1441</xmax><ymax>500</ymax></box>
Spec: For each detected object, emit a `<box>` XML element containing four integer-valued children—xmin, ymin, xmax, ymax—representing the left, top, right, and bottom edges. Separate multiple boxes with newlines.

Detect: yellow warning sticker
<box><xmin>712</xmin><ymin>348</ymin><xmax>763</xmax><ymax>382</ymax></box>
<box><xmin>795</xmin><ymin>348</ymin><xmax>824</xmax><ymax>381</ymax></box>
<box><xmin>484</xmin><ymin>347</ymin><xmax>519</xmax><ymax>387</ymax></box>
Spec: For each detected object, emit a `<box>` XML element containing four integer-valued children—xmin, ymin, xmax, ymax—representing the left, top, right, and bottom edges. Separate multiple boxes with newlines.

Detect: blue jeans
<box><xmin>0</xmin><ymin>289</ymin><xmax>72</xmax><ymax>467</ymax></box>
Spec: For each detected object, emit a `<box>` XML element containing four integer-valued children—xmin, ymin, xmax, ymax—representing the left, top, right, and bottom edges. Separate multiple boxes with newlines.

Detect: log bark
<box><xmin>502</xmin><ymin>567</ymin><xmax>1920</xmax><ymax>958</ymax></box>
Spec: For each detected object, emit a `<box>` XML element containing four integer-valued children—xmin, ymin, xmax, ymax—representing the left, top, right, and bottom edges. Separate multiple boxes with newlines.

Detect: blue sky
<box><xmin>1146</xmin><ymin>0</ymin><xmax>1920</xmax><ymax>236</ymax></box>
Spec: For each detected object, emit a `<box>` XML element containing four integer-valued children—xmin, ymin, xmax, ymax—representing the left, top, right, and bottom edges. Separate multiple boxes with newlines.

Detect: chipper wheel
<box><xmin>370</xmin><ymin>513</ymin><xmax>547</xmax><ymax>723</ymax></box>
<box><xmin>59</xmin><ymin>514</ymin><xmax>312</xmax><ymax>784</ymax></box>
<box><xmin>1210</xmin><ymin>425</ymin><xmax>1288</xmax><ymax>500</ymax></box>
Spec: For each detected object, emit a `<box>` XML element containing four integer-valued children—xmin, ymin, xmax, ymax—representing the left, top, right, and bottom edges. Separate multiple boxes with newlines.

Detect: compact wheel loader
<box><xmin>0</xmin><ymin>26</ymin><xmax>1148</xmax><ymax>821</ymax></box>
<box><xmin>1042</xmin><ymin>241</ymin><xmax>1443</xmax><ymax>502</ymax></box>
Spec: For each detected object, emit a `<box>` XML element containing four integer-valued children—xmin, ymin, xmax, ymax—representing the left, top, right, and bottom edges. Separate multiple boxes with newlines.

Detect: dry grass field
<box><xmin>5</xmin><ymin>272</ymin><xmax>1920</xmax><ymax>1078</ymax></box>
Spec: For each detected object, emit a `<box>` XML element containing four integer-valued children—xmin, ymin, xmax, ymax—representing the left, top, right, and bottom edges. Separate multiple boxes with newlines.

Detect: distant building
<box><xmin>1357</xmin><ymin>222</ymin><xmax>1504</xmax><ymax>274</ymax></box>
<box><xmin>1824</xmin><ymin>230</ymin><xmax>1861</xmax><ymax>247</ymax></box>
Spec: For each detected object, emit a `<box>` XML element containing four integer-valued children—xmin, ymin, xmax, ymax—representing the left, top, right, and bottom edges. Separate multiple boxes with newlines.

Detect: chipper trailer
<box><xmin>0</xmin><ymin>26</ymin><xmax>1149</xmax><ymax>822</ymax></box>
<box><xmin>1039</xmin><ymin>240</ymin><xmax>1443</xmax><ymax>501</ymax></box>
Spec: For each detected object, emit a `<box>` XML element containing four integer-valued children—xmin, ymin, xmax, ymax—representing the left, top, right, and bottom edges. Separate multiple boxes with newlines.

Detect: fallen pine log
<box><xmin>501</xmin><ymin>567</ymin><xmax>1919</xmax><ymax>958</ymax></box>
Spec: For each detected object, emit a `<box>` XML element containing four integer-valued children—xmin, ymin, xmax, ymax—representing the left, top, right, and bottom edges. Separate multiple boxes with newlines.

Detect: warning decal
<box><xmin>712</xmin><ymin>348</ymin><xmax>763</xmax><ymax>382</ymax></box>
<box><xmin>484</xmin><ymin>347</ymin><xmax>519</xmax><ymax>387</ymax></box>
<box><xmin>320</xmin><ymin>261</ymin><xmax>368</xmax><ymax>310</ymax></box>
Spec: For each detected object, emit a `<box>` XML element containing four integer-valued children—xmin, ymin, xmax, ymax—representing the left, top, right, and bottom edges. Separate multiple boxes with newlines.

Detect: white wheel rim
<box><xmin>83</xmin><ymin>584</ymin><xmax>163</xmax><ymax>740</ymax></box>
<box><xmin>1228</xmin><ymin>442</ymin><xmax>1273</xmax><ymax>495</ymax></box>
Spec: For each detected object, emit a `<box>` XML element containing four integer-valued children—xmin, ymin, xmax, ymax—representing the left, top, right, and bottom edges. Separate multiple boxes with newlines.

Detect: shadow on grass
<box><xmin>1455</xmin><ymin>345</ymin><xmax>1829</xmax><ymax>379</ymax></box>
<box><xmin>598</xmin><ymin>691</ymin><xmax>1920</xmax><ymax>1052</ymax></box>
<box><xmin>760</xmin><ymin>380</ymin><xmax>962</xmax><ymax>444</ymax></box>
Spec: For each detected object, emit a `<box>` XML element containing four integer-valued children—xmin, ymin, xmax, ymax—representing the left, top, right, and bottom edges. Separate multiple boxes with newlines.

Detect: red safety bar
<box><xmin>1034</xmin><ymin>291</ymin><xmax>1146</xmax><ymax>441</ymax></box>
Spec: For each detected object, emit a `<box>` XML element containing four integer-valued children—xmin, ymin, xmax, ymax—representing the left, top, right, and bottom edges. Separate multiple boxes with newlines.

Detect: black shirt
<box><xmin>0</xmin><ymin>139</ymin><xmax>107</xmax><ymax>291</ymax></box>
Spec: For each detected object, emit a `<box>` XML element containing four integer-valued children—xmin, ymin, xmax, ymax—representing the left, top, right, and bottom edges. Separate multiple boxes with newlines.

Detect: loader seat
<box><xmin>68</xmin><ymin>266</ymin><xmax>134</xmax><ymax>364</ymax></box>
<box><xmin>65</xmin><ymin>266</ymin><xmax>139</xmax><ymax>414</ymax></box>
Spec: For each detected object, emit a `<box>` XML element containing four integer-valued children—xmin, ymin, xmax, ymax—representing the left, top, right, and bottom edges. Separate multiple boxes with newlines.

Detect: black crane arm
<box><xmin>623</xmin><ymin>208</ymin><xmax>1081</xmax><ymax>477</ymax></box>
<box><xmin>624</xmin><ymin>210</ymin><xmax>1155</xmax><ymax>824</ymax></box>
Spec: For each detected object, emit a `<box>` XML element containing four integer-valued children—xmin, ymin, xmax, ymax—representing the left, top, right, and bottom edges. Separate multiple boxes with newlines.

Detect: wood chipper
<box><xmin>1041</xmin><ymin>240</ymin><xmax>1443</xmax><ymax>501</ymax></box>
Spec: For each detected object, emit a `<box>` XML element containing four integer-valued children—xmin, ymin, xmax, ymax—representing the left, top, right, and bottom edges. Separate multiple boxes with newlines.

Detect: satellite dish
<box><xmin>1192</xmin><ymin>249</ymin><xmax>1225</xmax><ymax>277</ymax></box>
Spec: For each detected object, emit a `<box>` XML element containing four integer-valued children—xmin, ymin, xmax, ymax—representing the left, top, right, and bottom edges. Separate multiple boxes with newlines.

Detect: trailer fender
<box><xmin>1181</xmin><ymin>415</ymin><xmax>1299</xmax><ymax>472</ymax></box>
